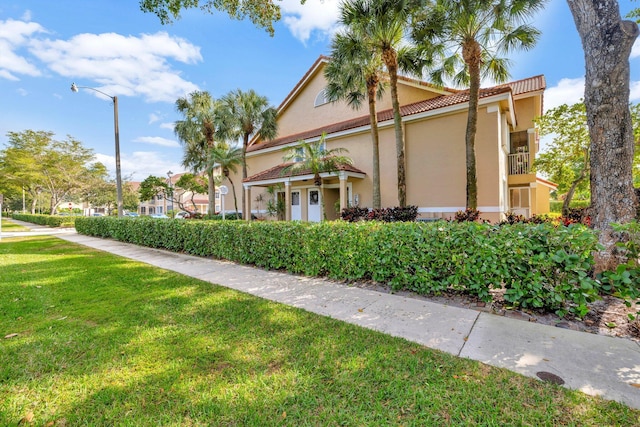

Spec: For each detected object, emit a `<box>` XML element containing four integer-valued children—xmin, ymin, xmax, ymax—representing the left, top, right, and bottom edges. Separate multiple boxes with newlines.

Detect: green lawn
<box><xmin>1</xmin><ymin>236</ymin><xmax>638</xmax><ymax>426</ymax></box>
<box><xmin>1</xmin><ymin>219</ymin><xmax>29</xmax><ymax>232</ymax></box>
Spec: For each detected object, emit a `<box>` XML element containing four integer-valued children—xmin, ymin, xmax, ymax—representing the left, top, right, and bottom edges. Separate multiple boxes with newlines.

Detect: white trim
<box><xmin>418</xmin><ymin>206</ymin><xmax>502</xmax><ymax>213</ymax></box>
<box><xmin>245</xmin><ymin>170</ymin><xmax>366</xmax><ymax>188</ymax></box>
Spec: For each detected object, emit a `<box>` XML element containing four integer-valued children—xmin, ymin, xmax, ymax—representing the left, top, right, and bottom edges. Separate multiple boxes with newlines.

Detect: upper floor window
<box><xmin>314</xmin><ymin>88</ymin><xmax>329</xmax><ymax>107</ymax></box>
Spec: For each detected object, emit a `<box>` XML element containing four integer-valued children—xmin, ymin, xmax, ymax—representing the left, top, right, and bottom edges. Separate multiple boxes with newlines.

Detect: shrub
<box><xmin>341</xmin><ymin>205</ymin><xmax>418</xmax><ymax>222</ymax></box>
<box><xmin>11</xmin><ymin>213</ymin><xmax>75</xmax><ymax>228</ymax></box>
<box><xmin>453</xmin><ymin>208</ymin><xmax>481</xmax><ymax>222</ymax></box>
<box><xmin>75</xmin><ymin>216</ymin><xmax>603</xmax><ymax>317</ymax></box>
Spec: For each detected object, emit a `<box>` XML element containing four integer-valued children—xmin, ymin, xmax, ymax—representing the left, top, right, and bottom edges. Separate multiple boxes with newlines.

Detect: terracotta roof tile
<box><xmin>248</xmin><ymin>76</ymin><xmax>540</xmax><ymax>154</ymax></box>
<box><xmin>244</xmin><ymin>162</ymin><xmax>365</xmax><ymax>183</ymax></box>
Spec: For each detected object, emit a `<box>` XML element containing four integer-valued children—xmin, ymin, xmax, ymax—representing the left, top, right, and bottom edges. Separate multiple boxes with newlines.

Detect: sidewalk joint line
<box><xmin>458</xmin><ymin>311</ymin><xmax>481</xmax><ymax>357</ymax></box>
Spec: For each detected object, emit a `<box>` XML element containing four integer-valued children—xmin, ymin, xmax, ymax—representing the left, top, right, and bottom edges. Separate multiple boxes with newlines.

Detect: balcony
<box><xmin>508</xmin><ymin>152</ymin><xmax>531</xmax><ymax>175</ymax></box>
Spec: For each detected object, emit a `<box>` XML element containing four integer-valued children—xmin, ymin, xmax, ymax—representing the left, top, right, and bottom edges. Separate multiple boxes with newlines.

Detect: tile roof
<box><xmin>243</xmin><ymin>162</ymin><xmax>366</xmax><ymax>183</ymax></box>
<box><xmin>249</xmin><ymin>75</ymin><xmax>545</xmax><ymax>154</ymax></box>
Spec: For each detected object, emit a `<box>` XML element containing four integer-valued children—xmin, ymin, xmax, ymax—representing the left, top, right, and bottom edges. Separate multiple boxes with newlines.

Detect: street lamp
<box><xmin>167</xmin><ymin>170</ymin><xmax>174</xmax><ymax>213</ymax></box>
<box><xmin>71</xmin><ymin>83</ymin><xmax>123</xmax><ymax>217</ymax></box>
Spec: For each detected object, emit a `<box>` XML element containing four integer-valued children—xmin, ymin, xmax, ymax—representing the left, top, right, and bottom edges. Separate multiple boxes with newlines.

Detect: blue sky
<box><xmin>1</xmin><ymin>0</ymin><xmax>639</xmax><ymax>182</ymax></box>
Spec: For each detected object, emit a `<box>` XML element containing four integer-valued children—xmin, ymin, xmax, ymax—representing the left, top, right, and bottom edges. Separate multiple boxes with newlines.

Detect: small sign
<box><xmin>219</xmin><ymin>185</ymin><xmax>228</xmax><ymax>195</ymax></box>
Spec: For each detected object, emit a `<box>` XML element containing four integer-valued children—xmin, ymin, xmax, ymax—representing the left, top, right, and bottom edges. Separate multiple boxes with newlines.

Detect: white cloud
<box><xmin>148</xmin><ymin>113</ymin><xmax>160</xmax><ymax>124</ymax></box>
<box><xmin>28</xmin><ymin>31</ymin><xmax>202</xmax><ymax>102</ymax></box>
<box><xmin>280</xmin><ymin>0</ymin><xmax>341</xmax><ymax>43</ymax></box>
<box><xmin>95</xmin><ymin>151</ymin><xmax>183</xmax><ymax>181</ymax></box>
<box><xmin>0</xmin><ymin>18</ymin><xmax>46</xmax><ymax>79</ymax></box>
<box><xmin>632</xmin><ymin>38</ymin><xmax>640</xmax><ymax>60</ymax></box>
<box><xmin>133</xmin><ymin>136</ymin><xmax>180</xmax><ymax>147</ymax></box>
<box><xmin>630</xmin><ymin>80</ymin><xmax>640</xmax><ymax>103</ymax></box>
<box><xmin>543</xmin><ymin>77</ymin><xmax>584</xmax><ymax>111</ymax></box>
<box><xmin>160</xmin><ymin>122</ymin><xmax>175</xmax><ymax>131</ymax></box>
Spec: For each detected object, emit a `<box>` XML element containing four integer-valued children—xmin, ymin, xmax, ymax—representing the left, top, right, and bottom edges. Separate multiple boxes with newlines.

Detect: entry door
<box><xmin>291</xmin><ymin>191</ymin><xmax>301</xmax><ymax>220</ymax></box>
<box><xmin>308</xmin><ymin>189</ymin><xmax>321</xmax><ymax>222</ymax></box>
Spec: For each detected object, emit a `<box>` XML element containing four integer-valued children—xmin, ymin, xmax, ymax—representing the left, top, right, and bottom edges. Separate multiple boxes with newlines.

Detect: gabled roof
<box><xmin>244</xmin><ymin>162</ymin><xmax>366</xmax><ymax>183</ymax></box>
<box><xmin>248</xmin><ymin>76</ymin><xmax>544</xmax><ymax>154</ymax></box>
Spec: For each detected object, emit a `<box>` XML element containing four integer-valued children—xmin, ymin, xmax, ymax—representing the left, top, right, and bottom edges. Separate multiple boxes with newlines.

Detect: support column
<box><xmin>285</xmin><ymin>181</ymin><xmax>292</xmax><ymax>221</ymax></box>
<box><xmin>244</xmin><ymin>185</ymin><xmax>252</xmax><ymax>221</ymax></box>
<box><xmin>339</xmin><ymin>172</ymin><xmax>348</xmax><ymax>213</ymax></box>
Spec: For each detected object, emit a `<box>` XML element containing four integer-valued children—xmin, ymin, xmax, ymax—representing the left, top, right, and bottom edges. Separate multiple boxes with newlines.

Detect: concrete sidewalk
<box><xmin>4</xmin><ymin>221</ymin><xmax>640</xmax><ymax>409</ymax></box>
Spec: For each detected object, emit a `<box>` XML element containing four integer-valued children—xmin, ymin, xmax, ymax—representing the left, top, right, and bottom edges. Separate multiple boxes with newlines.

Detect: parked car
<box><xmin>174</xmin><ymin>211</ymin><xmax>190</xmax><ymax>219</ymax></box>
<box><xmin>91</xmin><ymin>213</ymin><xmax>104</xmax><ymax>217</ymax></box>
<box><xmin>124</xmin><ymin>212</ymin><xmax>139</xmax><ymax>217</ymax></box>
<box><xmin>150</xmin><ymin>213</ymin><xmax>169</xmax><ymax>219</ymax></box>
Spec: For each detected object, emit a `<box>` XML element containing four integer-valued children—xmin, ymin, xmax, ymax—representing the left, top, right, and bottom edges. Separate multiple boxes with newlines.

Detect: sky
<box><xmin>1</xmin><ymin>0</ymin><xmax>640</xmax><ymax>182</ymax></box>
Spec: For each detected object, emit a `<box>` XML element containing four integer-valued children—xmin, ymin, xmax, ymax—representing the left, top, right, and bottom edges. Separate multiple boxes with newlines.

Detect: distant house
<box><xmin>227</xmin><ymin>56</ymin><xmax>554</xmax><ymax>223</ymax></box>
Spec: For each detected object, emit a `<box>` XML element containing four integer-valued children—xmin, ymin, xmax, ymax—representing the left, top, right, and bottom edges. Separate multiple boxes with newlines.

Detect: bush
<box><xmin>341</xmin><ymin>205</ymin><xmax>418</xmax><ymax>222</ymax></box>
<box><xmin>11</xmin><ymin>213</ymin><xmax>76</xmax><ymax>228</ymax></box>
<box><xmin>75</xmin><ymin>216</ymin><xmax>603</xmax><ymax>317</ymax></box>
<box><xmin>453</xmin><ymin>208</ymin><xmax>481</xmax><ymax>222</ymax></box>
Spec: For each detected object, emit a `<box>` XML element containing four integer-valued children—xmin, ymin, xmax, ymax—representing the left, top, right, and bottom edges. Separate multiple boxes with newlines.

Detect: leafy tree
<box><xmin>341</xmin><ymin>0</ymin><xmax>422</xmax><ymax>208</ymax></box>
<box><xmin>139</xmin><ymin>0</ymin><xmax>307</xmax><ymax>35</ymax></box>
<box><xmin>174</xmin><ymin>91</ymin><xmax>221</xmax><ymax>215</ymax></box>
<box><xmin>411</xmin><ymin>0</ymin><xmax>545</xmax><ymax>209</ymax></box>
<box><xmin>534</xmin><ymin>103</ymin><xmax>590</xmax><ymax>215</ymax></box>
<box><xmin>209</xmin><ymin>142</ymin><xmax>243</xmax><ymax>216</ymax></box>
<box><xmin>139</xmin><ymin>173</ymin><xmax>208</xmax><ymax>214</ymax></box>
<box><xmin>282</xmin><ymin>133</ymin><xmax>352</xmax><ymax>220</ymax></box>
<box><xmin>567</xmin><ymin>0</ymin><xmax>639</xmax><ymax>272</ymax></box>
<box><xmin>324</xmin><ymin>26</ymin><xmax>386</xmax><ymax>209</ymax></box>
<box><xmin>535</xmin><ymin>102</ymin><xmax>640</xmax><ymax>216</ymax></box>
<box><xmin>0</xmin><ymin>130</ymin><xmax>99</xmax><ymax>214</ymax></box>
<box><xmin>218</xmin><ymin>89</ymin><xmax>278</xmax><ymax>218</ymax></box>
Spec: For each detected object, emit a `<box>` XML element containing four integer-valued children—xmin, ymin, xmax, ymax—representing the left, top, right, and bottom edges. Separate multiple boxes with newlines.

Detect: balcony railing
<box><xmin>508</xmin><ymin>153</ymin><xmax>531</xmax><ymax>175</ymax></box>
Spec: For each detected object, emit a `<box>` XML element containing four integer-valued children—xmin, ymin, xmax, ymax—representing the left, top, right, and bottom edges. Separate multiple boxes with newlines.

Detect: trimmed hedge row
<box><xmin>75</xmin><ymin>217</ymin><xmax>603</xmax><ymax>317</ymax></box>
<box><xmin>11</xmin><ymin>213</ymin><xmax>76</xmax><ymax>227</ymax></box>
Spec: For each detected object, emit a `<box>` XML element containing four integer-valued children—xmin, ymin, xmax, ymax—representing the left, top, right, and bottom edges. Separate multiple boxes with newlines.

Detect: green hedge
<box><xmin>550</xmin><ymin>200</ymin><xmax>591</xmax><ymax>213</ymax></box>
<box><xmin>11</xmin><ymin>213</ymin><xmax>76</xmax><ymax>227</ymax></box>
<box><xmin>75</xmin><ymin>217</ymin><xmax>604</xmax><ymax>317</ymax></box>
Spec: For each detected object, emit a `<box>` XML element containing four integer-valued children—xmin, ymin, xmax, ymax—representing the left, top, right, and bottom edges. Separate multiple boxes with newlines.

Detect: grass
<box><xmin>1</xmin><ymin>219</ymin><xmax>30</xmax><ymax>232</ymax></box>
<box><xmin>1</xmin><ymin>236</ymin><xmax>638</xmax><ymax>426</ymax></box>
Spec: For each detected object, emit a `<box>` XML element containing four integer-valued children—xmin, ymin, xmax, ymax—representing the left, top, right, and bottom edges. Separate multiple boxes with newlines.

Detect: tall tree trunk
<box><xmin>463</xmin><ymin>40</ymin><xmax>481</xmax><ymax>210</ymax></box>
<box><xmin>367</xmin><ymin>77</ymin><xmax>382</xmax><ymax>209</ymax></box>
<box><xmin>567</xmin><ymin>0</ymin><xmax>639</xmax><ymax>272</ymax></box>
<box><xmin>561</xmin><ymin>152</ymin><xmax>589</xmax><ymax>216</ymax></box>
<box><xmin>384</xmin><ymin>49</ymin><xmax>406</xmax><ymax>207</ymax></box>
<box><xmin>242</xmin><ymin>133</ymin><xmax>249</xmax><ymax>219</ymax></box>
<box><xmin>227</xmin><ymin>175</ymin><xmax>239</xmax><ymax>217</ymax></box>
<box><xmin>207</xmin><ymin>169</ymin><xmax>216</xmax><ymax>216</ymax></box>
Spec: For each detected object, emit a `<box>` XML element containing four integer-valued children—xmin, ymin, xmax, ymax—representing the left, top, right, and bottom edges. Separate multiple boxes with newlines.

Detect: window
<box><xmin>140</xmin><ymin>207</ymin><xmax>146</xmax><ymax>214</ymax></box>
<box><xmin>292</xmin><ymin>192</ymin><xmax>300</xmax><ymax>206</ymax></box>
<box><xmin>309</xmin><ymin>190</ymin><xmax>319</xmax><ymax>205</ymax></box>
<box><xmin>215</xmin><ymin>191</ymin><xmax>220</xmax><ymax>199</ymax></box>
<box><xmin>314</xmin><ymin>88</ymin><xmax>329</xmax><ymax>107</ymax></box>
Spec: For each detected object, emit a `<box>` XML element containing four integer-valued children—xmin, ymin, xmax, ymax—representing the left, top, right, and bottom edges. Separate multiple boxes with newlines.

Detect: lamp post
<box><xmin>167</xmin><ymin>170</ymin><xmax>174</xmax><ymax>214</ymax></box>
<box><xmin>71</xmin><ymin>83</ymin><xmax>123</xmax><ymax>217</ymax></box>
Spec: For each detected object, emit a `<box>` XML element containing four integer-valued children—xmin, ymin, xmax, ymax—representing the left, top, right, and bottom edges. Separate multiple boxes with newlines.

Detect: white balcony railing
<box><xmin>508</xmin><ymin>153</ymin><xmax>531</xmax><ymax>175</ymax></box>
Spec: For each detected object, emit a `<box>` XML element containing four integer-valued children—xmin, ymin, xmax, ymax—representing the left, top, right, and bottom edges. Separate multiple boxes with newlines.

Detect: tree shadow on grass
<box><xmin>1</xmin><ymin>237</ymin><xmax>638</xmax><ymax>426</ymax></box>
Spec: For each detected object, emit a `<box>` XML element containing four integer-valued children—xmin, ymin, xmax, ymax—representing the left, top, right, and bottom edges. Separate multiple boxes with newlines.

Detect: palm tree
<box><xmin>219</xmin><ymin>89</ymin><xmax>278</xmax><ymax>217</ymax></box>
<box><xmin>411</xmin><ymin>0</ymin><xmax>545</xmax><ymax>209</ymax></box>
<box><xmin>174</xmin><ymin>91</ymin><xmax>221</xmax><ymax>216</ymax></box>
<box><xmin>209</xmin><ymin>142</ymin><xmax>243</xmax><ymax>217</ymax></box>
<box><xmin>324</xmin><ymin>28</ymin><xmax>386</xmax><ymax>209</ymax></box>
<box><xmin>340</xmin><ymin>0</ymin><xmax>421</xmax><ymax>208</ymax></box>
<box><xmin>282</xmin><ymin>133</ymin><xmax>353</xmax><ymax>220</ymax></box>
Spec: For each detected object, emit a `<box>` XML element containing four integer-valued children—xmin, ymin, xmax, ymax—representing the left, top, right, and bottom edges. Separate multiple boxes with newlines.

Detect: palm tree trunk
<box><xmin>384</xmin><ymin>49</ymin><xmax>406</xmax><ymax>208</ymax></box>
<box><xmin>207</xmin><ymin>169</ymin><xmax>216</xmax><ymax>216</ymax></box>
<box><xmin>228</xmin><ymin>177</ymin><xmax>239</xmax><ymax>217</ymax></box>
<box><xmin>464</xmin><ymin>41</ymin><xmax>481</xmax><ymax>210</ymax></box>
<box><xmin>367</xmin><ymin>77</ymin><xmax>382</xmax><ymax>209</ymax></box>
<box><xmin>242</xmin><ymin>133</ymin><xmax>249</xmax><ymax>219</ymax></box>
